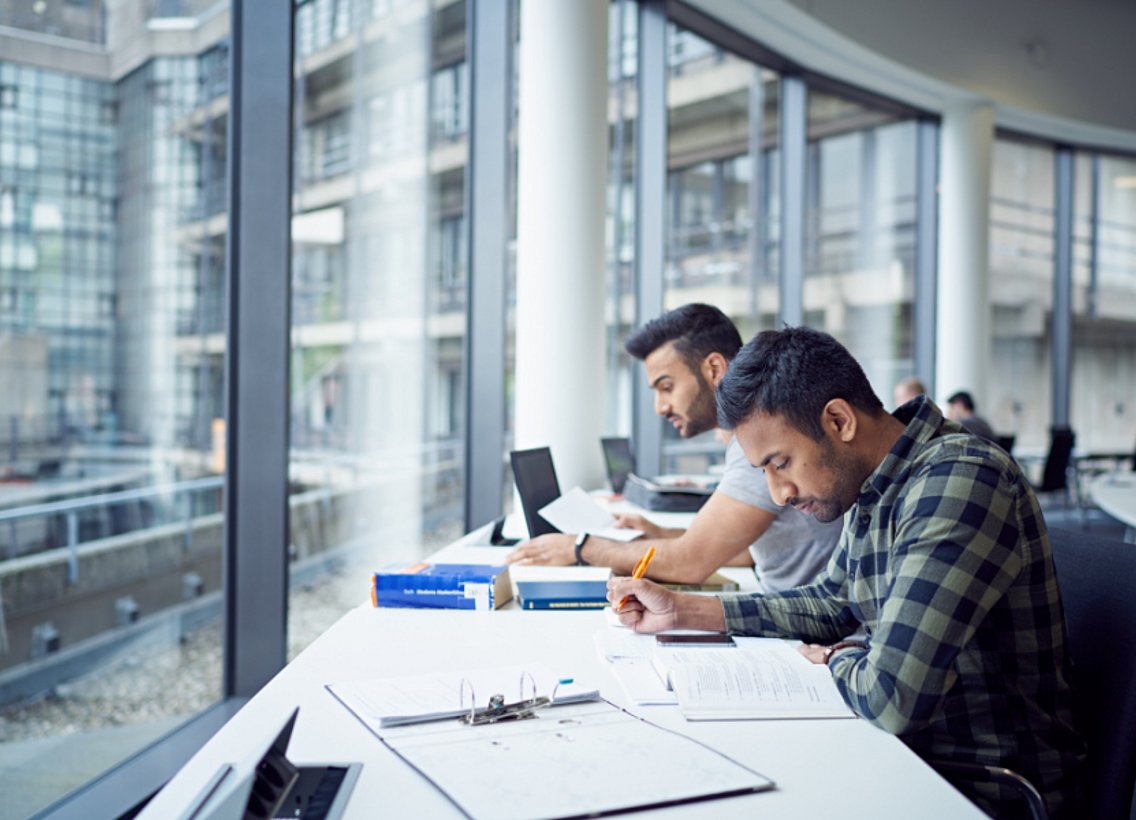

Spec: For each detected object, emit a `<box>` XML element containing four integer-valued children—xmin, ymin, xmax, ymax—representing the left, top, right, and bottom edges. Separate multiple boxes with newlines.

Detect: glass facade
<box><xmin>988</xmin><ymin>137</ymin><xmax>1056</xmax><ymax>449</ymax></box>
<box><xmin>0</xmin><ymin>13</ymin><xmax>225</xmax><ymax>818</ymax></box>
<box><xmin>0</xmin><ymin>1</ymin><xmax>1132</xmax><ymax>816</ymax></box>
<box><xmin>805</xmin><ymin>92</ymin><xmax>918</xmax><ymax>402</ymax></box>
<box><xmin>661</xmin><ymin>25</ymin><xmax>781</xmax><ymax>474</ymax></box>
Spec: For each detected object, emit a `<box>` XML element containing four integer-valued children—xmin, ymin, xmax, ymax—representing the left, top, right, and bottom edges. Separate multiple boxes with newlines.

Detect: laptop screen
<box><xmin>600</xmin><ymin>437</ymin><xmax>635</xmax><ymax>494</ymax></box>
<box><xmin>510</xmin><ymin>447</ymin><xmax>562</xmax><ymax>538</ymax></box>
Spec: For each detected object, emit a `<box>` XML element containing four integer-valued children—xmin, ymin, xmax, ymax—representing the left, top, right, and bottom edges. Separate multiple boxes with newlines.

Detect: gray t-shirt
<box><xmin>715</xmin><ymin>436</ymin><xmax>843</xmax><ymax>593</ymax></box>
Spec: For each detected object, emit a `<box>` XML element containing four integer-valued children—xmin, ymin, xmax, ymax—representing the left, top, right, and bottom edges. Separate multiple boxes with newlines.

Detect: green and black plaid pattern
<box><xmin>721</xmin><ymin>397</ymin><xmax>1083</xmax><ymax>817</ymax></box>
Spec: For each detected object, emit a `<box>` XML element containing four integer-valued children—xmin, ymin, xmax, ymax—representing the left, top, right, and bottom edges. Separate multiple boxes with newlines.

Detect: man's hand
<box><xmin>606</xmin><ymin>577</ymin><xmax>680</xmax><ymax>633</ymax></box>
<box><xmin>798</xmin><ymin>643</ymin><xmax>829</xmax><ymax>665</ymax></box>
<box><xmin>612</xmin><ymin>512</ymin><xmax>681</xmax><ymax>539</ymax></box>
<box><xmin>505</xmin><ymin>533</ymin><xmax>576</xmax><ymax>565</ymax></box>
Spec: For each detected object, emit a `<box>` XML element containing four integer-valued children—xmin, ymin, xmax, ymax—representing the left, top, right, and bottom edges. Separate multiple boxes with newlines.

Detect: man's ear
<box><xmin>702</xmin><ymin>352</ymin><xmax>730</xmax><ymax>387</ymax></box>
<box><xmin>822</xmin><ymin>399</ymin><xmax>858</xmax><ymax>443</ymax></box>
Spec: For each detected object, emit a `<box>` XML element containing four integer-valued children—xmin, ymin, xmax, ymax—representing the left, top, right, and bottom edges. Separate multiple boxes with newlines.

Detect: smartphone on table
<box><xmin>655</xmin><ymin>633</ymin><xmax>736</xmax><ymax>647</ymax></box>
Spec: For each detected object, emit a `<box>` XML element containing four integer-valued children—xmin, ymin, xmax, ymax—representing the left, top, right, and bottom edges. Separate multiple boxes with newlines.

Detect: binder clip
<box><xmin>458</xmin><ymin>672</ymin><xmax>560</xmax><ymax>726</ymax></box>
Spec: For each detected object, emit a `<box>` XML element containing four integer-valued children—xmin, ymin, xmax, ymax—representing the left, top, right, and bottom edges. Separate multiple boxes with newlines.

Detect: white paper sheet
<box><xmin>538</xmin><ymin>487</ymin><xmax>643</xmax><ymax>541</ymax></box>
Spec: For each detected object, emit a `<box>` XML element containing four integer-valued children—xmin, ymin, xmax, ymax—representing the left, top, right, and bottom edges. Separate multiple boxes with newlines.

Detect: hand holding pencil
<box><xmin>617</xmin><ymin>545</ymin><xmax>656</xmax><ymax>612</ymax></box>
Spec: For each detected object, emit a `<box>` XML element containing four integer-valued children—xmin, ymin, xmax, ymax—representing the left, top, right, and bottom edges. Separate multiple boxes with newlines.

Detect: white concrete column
<box><xmin>936</xmin><ymin>102</ymin><xmax>994</xmax><ymax>407</ymax></box>
<box><xmin>514</xmin><ymin>0</ymin><xmax>608</xmax><ymax>491</ymax></box>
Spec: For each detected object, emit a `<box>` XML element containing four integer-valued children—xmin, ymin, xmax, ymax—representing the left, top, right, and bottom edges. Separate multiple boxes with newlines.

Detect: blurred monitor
<box><xmin>600</xmin><ymin>437</ymin><xmax>635</xmax><ymax>495</ymax></box>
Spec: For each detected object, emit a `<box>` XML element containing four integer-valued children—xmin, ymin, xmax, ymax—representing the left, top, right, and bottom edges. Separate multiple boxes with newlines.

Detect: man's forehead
<box><xmin>644</xmin><ymin>342</ymin><xmax>686</xmax><ymax>376</ymax></box>
<box><xmin>735</xmin><ymin>412</ymin><xmax>798</xmax><ymax>455</ymax></box>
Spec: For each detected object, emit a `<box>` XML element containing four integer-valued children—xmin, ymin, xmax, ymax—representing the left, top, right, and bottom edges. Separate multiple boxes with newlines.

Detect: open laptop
<box><xmin>600</xmin><ymin>437</ymin><xmax>635</xmax><ymax>495</ymax></box>
<box><xmin>510</xmin><ymin>447</ymin><xmax>562</xmax><ymax>538</ymax></box>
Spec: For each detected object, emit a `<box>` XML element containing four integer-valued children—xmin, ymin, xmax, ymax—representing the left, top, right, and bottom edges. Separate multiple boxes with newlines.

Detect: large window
<box><xmin>988</xmin><ymin>137</ymin><xmax>1056</xmax><ymax>449</ymax></box>
<box><xmin>287</xmin><ymin>0</ymin><xmax>469</xmax><ymax>648</ymax></box>
<box><xmin>661</xmin><ymin>24</ymin><xmax>780</xmax><ymax>473</ymax></box>
<box><xmin>0</xmin><ymin>26</ymin><xmax>226</xmax><ymax>819</ymax></box>
<box><xmin>1071</xmin><ymin>152</ymin><xmax>1136</xmax><ymax>452</ymax></box>
<box><xmin>805</xmin><ymin>90</ymin><xmax>918</xmax><ymax>403</ymax></box>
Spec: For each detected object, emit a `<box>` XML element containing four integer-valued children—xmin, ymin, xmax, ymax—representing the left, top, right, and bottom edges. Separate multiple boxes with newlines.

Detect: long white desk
<box><xmin>142</xmin><ymin>534</ymin><xmax>984</xmax><ymax>818</ymax></box>
<box><xmin>1090</xmin><ymin>472</ymin><xmax>1136</xmax><ymax>542</ymax></box>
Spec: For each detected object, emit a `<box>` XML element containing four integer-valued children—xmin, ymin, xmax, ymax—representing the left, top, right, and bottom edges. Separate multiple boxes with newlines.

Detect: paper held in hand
<box><xmin>538</xmin><ymin>487</ymin><xmax>643</xmax><ymax>541</ymax></box>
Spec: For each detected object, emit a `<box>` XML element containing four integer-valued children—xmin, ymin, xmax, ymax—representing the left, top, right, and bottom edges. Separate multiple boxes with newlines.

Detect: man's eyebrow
<box><xmin>649</xmin><ymin>373</ymin><xmax>672</xmax><ymax>389</ymax></box>
<box><xmin>755</xmin><ymin>451</ymin><xmax>781</xmax><ymax>468</ymax></box>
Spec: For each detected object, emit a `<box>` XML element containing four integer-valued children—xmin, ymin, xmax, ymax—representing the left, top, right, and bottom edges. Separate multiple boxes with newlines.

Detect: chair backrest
<box><xmin>1040</xmin><ymin>427</ymin><xmax>1076</xmax><ymax>492</ymax></box>
<box><xmin>1048</xmin><ymin>528</ymin><xmax>1136</xmax><ymax>820</ymax></box>
<box><xmin>995</xmin><ymin>434</ymin><xmax>1016</xmax><ymax>454</ymax></box>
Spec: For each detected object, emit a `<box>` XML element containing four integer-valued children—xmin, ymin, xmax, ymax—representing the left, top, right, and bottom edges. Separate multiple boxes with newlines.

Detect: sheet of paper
<box><xmin>660</xmin><ymin>639</ymin><xmax>855</xmax><ymax>720</ymax></box>
<box><xmin>609</xmin><ymin>658</ymin><xmax>677</xmax><ymax>705</ymax></box>
<box><xmin>592</xmin><ymin>625</ymin><xmax>655</xmax><ymax>661</ymax></box>
<box><xmin>539</xmin><ymin>487</ymin><xmax>643</xmax><ymax>541</ymax></box>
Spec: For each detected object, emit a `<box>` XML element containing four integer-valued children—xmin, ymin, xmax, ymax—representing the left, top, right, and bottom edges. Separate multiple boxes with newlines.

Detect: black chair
<box><xmin>1037</xmin><ymin>427</ymin><xmax>1077</xmax><ymax>506</ymax></box>
<box><xmin>1048</xmin><ymin>527</ymin><xmax>1136</xmax><ymax>820</ymax></box>
<box><xmin>995</xmin><ymin>434</ymin><xmax>1016</xmax><ymax>455</ymax></box>
<box><xmin>932</xmin><ymin>528</ymin><xmax>1136</xmax><ymax>820</ymax></box>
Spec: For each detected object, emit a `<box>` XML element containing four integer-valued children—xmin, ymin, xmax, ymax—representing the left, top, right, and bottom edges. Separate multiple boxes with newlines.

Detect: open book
<box><xmin>653</xmin><ymin>638</ymin><xmax>855</xmax><ymax>720</ymax></box>
<box><xmin>327</xmin><ymin>663</ymin><xmax>599</xmax><ymax>729</ymax></box>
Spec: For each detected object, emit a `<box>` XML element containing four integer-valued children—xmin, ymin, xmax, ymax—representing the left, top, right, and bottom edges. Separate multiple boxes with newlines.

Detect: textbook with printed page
<box><xmin>653</xmin><ymin>638</ymin><xmax>856</xmax><ymax>720</ymax></box>
<box><xmin>371</xmin><ymin>562</ymin><xmax>512</xmax><ymax>610</ymax></box>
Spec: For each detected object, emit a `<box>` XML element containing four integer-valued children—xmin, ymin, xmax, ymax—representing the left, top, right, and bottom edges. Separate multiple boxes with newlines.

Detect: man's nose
<box><xmin>654</xmin><ymin>393</ymin><xmax>667</xmax><ymax>416</ymax></box>
<box><xmin>765</xmin><ymin>471</ymin><xmax>795</xmax><ymax>507</ymax></box>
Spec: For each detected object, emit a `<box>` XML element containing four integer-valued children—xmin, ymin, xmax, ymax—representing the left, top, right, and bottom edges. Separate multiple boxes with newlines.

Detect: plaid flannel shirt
<box><xmin>721</xmin><ymin>396</ymin><xmax>1083</xmax><ymax>816</ymax></box>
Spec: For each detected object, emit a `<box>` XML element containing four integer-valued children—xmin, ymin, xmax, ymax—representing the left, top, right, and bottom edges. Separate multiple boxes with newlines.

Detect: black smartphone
<box><xmin>655</xmin><ymin>633</ymin><xmax>736</xmax><ymax>647</ymax></box>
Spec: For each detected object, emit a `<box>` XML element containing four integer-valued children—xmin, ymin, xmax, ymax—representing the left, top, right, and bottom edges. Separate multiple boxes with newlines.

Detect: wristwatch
<box><xmin>574</xmin><ymin>532</ymin><xmax>591</xmax><ymax>566</ymax></box>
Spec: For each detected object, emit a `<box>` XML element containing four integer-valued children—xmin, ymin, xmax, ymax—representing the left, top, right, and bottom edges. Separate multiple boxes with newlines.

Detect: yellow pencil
<box><xmin>618</xmin><ymin>545</ymin><xmax>657</xmax><ymax>612</ymax></box>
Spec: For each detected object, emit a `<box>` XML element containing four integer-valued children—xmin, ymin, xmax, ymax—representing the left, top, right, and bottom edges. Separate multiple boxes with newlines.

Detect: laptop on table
<box><xmin>510</xmin><ymin>446</ymin><xmax>562</xmax><ymax>538</ymax></box>
<box><xmin>600</xmin><ymin>437</ymin><xmax>635</xmax><ymax>495</ymax></box>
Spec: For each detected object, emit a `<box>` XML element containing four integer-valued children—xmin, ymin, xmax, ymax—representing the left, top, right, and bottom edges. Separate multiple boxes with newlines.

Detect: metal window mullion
<box><xmin>779</xmin><ymin>74</ymin><xmax>806</xmax><ymax>326</ymax></box>
<box><xmin>223</xmin><ymin>0</ymin><xmax>293</xmax><ymax>698</ymax></box>
<box><xmin>633</xmin><ymin>0</ymin><xmax>666</xmax><ymax>476</ymax></box>
<box><xmin>914</xmin><ymin>119</ymin><xmax>939</xmax><ymax>390</ymax></box>
<box><xmin>463</xmin><ymin>0</ymin><xmax>510</xmax><ymax>530</ymax></box>
<box><xmin>1052</xmin><ymin>147</ymin><xmax>1074</xmax><ymax>429</ymax></box>
<box><xmin>746</xmin><ymin>65</ymin><xmax>765</xmax><ymax>321</ymax></box>
<box><xmin>1088</xmin><ymin>153</ymin><xmax>1100</xmax><ymax>320</ymax></box>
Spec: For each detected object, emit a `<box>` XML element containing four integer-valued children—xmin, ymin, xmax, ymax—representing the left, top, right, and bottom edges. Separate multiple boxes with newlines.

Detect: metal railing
<box><xmin>0</xmin><ymin>476</ymin><xmax>224</xmax><ymax>582</ymax></box>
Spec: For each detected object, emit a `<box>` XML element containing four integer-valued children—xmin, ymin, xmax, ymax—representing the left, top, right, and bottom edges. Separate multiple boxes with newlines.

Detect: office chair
<box><xmin>994</xmin><ymin>434</ymin><xmax>1016</xmax><ymax>455</ymax></box>
<box><xmin>932</xmin><ymin>528</ymin><xmax>1136</xmax><ymax>820</ymax></box>
<box><xmin>1049</xmin><ymin>527</ymin><xmax>1136</xmax><ymax>820</ymax></box>
<box><xmin>1037</xmin><ymin>426</ymin><xmax>1076</xmax><ymax>507</ymax></box>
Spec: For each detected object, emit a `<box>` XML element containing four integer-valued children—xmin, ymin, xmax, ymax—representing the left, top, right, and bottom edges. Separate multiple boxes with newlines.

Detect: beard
<box><xmin>680</xmin><ymin>371</ymin><xmax>719</xmax><ymax>439</ymax></box>
<box><xmin>795</xmin><ymin>437</ymin><xmax>862</xmax><ymax>523</ymax></box>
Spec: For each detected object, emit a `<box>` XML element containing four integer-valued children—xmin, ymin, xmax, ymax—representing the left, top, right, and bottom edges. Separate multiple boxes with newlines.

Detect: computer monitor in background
<box><xmin>600</xmin><ymin>437</ymin><xmax>635</xmax><ymax>495</ymax></box>
<box><xmin>509</xmin><ymin>447</ymin><xmax>562</xmax><ymax>538</ymax></box>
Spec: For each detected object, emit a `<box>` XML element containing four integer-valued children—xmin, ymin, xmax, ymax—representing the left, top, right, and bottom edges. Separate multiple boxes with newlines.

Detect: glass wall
<box><xmin>0</xmin><ymin>10</ymin><xmax>226</xmax><ymax>817</ymax></box>
<box><xmin>988</xmin><ymin>137</ymin><xmax>1056</xmax><ymax>450</ymax></box>
<box><xmin>1071</xmin><ymin>152</ymin><xmax>1136</xmax><ymax>452</ymax></box>
<box><xmin>287</xmin><ymin>0</ymin><xmax>469</xmax><ymax>649</ymax></box>
<box><xmin>661</xmin><ymin>24</ymin><xmax>781</xmax><ymax>473</ymax></box>
<box><xmin>804</xmin><ymin>90</ymin><xmax>918</xmax><ymax>405</ymax></box>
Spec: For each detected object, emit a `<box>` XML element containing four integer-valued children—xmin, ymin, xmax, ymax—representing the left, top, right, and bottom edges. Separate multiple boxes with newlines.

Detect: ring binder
<box><xmin>458</xmin><ymin>671</ymin><xmax>564</xmax><ymax>726</ymax></box>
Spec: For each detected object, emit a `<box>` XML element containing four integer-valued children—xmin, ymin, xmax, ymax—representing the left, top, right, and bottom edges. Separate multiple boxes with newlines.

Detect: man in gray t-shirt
<box><xmin>507</xmin><ymin>304</ymin><xmax>842</xmax><ymax>590</ymax></box>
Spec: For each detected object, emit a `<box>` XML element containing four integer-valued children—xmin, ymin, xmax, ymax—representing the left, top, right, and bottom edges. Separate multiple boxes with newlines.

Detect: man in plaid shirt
<box><xmin>609</xmin><ymin>326</ymin><xmax>1083</xmax><ymax>817</ymax></box>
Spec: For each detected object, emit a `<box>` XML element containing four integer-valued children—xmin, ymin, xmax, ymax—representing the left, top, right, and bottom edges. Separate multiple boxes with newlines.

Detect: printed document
<box><xmin>656</xmin><ymin>638</ymin><xmax>855</xmax><ymax>720</ymax></box>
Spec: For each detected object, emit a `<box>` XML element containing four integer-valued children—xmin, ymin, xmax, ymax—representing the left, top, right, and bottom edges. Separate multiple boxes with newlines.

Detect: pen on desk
<box><xmin>618</xmin><ymin>545</ymin><xmax>656</xmax><ymax>612</ymax></box>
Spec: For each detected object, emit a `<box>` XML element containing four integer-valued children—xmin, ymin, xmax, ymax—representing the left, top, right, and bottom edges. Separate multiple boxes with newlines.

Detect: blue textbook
<box><xmin>515</xmin><ymin>579</ymin><xmax>609</xmax><ymax>610</ymax></box>
<box><xmin>371</xmin><ymin>563</ymin><xmax>512</xmax><ymax>611</ymax></box>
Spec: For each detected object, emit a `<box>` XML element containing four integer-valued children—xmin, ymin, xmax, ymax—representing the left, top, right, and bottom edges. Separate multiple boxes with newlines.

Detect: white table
<box><xmin>140</xmin><ymin>538</ymin><xmax>983</xmax><ymax>818</ymax></box>
<box><xmin>1090</xmin><ymin>472</ymin><xmax>1136</xmax><ymax>542</ymax></box>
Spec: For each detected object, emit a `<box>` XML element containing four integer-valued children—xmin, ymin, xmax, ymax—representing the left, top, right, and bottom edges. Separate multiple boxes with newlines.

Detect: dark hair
<box><xmin>716</xmin><ymin>326</ymin><xmax>885</xmax><ymax>439</ymax></box>
<box><xmin>624</xmin><ymin>303</ymin><xmax>742</xmax><ymax>371</ymax></box>
<box><xmin>946</xmin><ymin>391</ymin><xmax>976</xmax><ymax>412</ymax></box>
